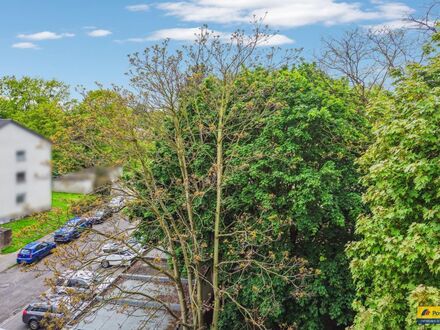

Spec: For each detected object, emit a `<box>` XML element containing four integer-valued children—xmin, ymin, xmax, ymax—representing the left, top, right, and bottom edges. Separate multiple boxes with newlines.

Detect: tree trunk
<box><xmin>212</xmin><ymin>103</ymin><xmax>225</xmax><ymax>329</ymax></box>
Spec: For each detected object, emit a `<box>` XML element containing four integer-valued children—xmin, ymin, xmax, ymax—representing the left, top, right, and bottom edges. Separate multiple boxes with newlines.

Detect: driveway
<box><xmin>0</xmin><ymin>215</ymin><xmax>132</xmax><ymax>330</ymax></box>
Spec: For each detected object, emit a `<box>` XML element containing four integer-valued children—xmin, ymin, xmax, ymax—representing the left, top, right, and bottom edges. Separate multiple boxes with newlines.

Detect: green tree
<box><xmin>346</xmin><ymin>32</ymin><xmax>440</xmax><ymax>329</ymax></box>
<box><xmin>219</xmin><ymin>65</ymin><xmax>368</xmax><ymax>329</ymax></box>
<box><xmin>53</xmin><ymin>89</ymin><xmax>135</xmax><ymax>174</ymax></box>
<box><xmin>129</xmin><ymin>62</ymin><xmax>368</xmax><ymax>329</ymax></box>
<box><xmin>125</xmin><ymin>27</ymin><xmax>312</xmax><ymax>329</ymax></box>
<box><xmin>0</xmin><ymin>76</ymin><xmax>69</xmax><ymax>112</ymax></box>
<box><xmin>0</xmin><ymin>76</ymin><xmax>70</xmax><ymax>175</ymax></box>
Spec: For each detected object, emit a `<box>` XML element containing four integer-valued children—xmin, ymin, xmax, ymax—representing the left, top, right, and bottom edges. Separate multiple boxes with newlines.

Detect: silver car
<box><xmin>100</xmin><ymin>250</ymin><xmax>136</xmax><ymax>268</ymax></box>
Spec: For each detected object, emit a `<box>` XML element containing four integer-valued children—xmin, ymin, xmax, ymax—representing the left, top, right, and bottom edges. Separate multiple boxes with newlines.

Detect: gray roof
<box><xmin>0</xmin><ymin>119</ymin><xmax>10</xmax><ymax>129</ymax></box>
<box><xmin>0</xmin><ymin>118</ymin><xmax>52</xmax><ymax>143</ymax></box>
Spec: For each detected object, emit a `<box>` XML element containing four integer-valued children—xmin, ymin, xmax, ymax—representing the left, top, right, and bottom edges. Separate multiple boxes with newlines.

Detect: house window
<box><xmin>16</xmin><ymin>150</ymin><xmax>26</xmax><ymax>162</ymax></box>
<box><xmin>16</xmin><ymin>172</ymin><xmax>26</xmax><ymax>184</ymax></box>
<box><xmin>16</xmin><ymin>193</ymin><xmax>26</xmax><ymax>204</ymax></box>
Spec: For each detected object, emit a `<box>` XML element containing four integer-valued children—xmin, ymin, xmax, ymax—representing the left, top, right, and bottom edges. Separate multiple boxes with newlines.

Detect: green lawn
<box><xmin>1</xmin><ymin>192</ymin><xmax>91</xmax><ymax>254</ymax></box>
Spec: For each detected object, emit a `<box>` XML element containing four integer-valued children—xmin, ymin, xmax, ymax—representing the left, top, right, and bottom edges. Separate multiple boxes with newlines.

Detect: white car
<box><xmin>108</xmin><ymin>196</ymin><xmax>125</xmax><ymax>212</ymax></box>
<box><xmin>55</xmin><ymin>270</ymin><xmax>112</xmax><ymax>295</ymax></box>
<box><xmin>101</xmin><ymin>238</ymin><xmax>146</xmax><ymax>255</ymax></box>
<box><xmin>101</xmin><ymin>241</ymin><xmax>121</xmax><ymax>254</ymax></box>
<box><xmin>88</xmin><ymin>208</ymin><xmax>112</xmax><ymax>224</ymax></box>
<box><xmin>100</xmin><ymin>250</ymin><xmax>136</xmax><ymax>268</ymax></box>
<box><xmin>55</xmin><ymin>270</ymin><xmax>96</xmax><ymax>294</ymax></box>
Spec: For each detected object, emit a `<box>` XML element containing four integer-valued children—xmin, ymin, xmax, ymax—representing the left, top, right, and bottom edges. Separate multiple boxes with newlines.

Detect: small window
<box><xmin>16</xmin><ymin>150</ymin><xmax>26</xmax><ymax>162</ymax></box>
<box><xmin>20</xmin><ymin>249</ymin><xmax>31</xmax><ymax>256</ymax></box>
<box><xmin>16</xmin><ymin>172</ymin><xmax>26</xmax><ymax>184</ymax></box>
<box><xmin>56</xmin><ymin>278</ymin><xmax>65</xmax><ymax>286</ymax></box>
<box><xmin>76</xmin><ymin>280</ymin><xmax>89</xmax><ymax>289</ymax></box>
<box><xmin>31</xmin><ymin>306</ymin><xmax>49</xmax><ymax>313</ymax></box>
<box><xmin>16</xmin><ymin>193</ymin><xmax>26</xmax><ymax>204</ymax></box>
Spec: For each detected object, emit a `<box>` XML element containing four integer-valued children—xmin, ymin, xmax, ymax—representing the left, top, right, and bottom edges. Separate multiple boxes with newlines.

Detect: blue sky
<box><xmin>0</xmin><ymin>0</ymin><xmax>427</xmax><ymax>94</ymax></box>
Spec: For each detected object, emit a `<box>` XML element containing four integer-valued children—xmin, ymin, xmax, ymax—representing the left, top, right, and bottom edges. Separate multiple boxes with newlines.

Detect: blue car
<box><xmin>17</xmin><ymin>241</ymin><xmax>56</xmax><ymax>264</ymax></box>
<box><xmin>54</xmin><ymin>217</ymin><xmax>92</xmax><ymax>243</ymax></box>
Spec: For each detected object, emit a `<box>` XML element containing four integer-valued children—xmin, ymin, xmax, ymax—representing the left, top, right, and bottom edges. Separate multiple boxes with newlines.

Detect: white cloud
<box><xmin>258</xmin><ymin>34</ymin><xmax>294</xmax><ymax>46</ymax></box>
<box><xmin>158</xmin><ymin>2</ymin><xmax>244</xmax><ymax>24</ymax></box>
<box><xmin>12</xmin><ymin>42</ymin><xmax>39</xmax><ymax>49</ymax></box>
<box><xmin>126</xmin><ymin>4</ymin><xmax>150</xmax><ymax>12</ymax></box>
<box><xmin>117</xmin><ymin>27</ymin><xmax>218</xmax><ymax>43</ymax></box>
<box><xmin>87</xmin><ymin>29</ymin><xmax>112</xmax><ymax>37</ymax></box>
<box><xmin>374</xmin><ymin>2</ymin><xmax>415</xmax><ymax>21</ymax></box>
<box><xmin>147</xmin><ymin>27</ymin><xmax>225</xmax><ymax>41</ymax></box>
<box><xmin>118</xmin><ymin>27</ymin><xmax>293</xmax><ymax>46</ymax></box>
<box><xmin>365</xmin><ymin>18</ymin><xmax>428</xmax><ymax>33</ymax></box>
<box><xmin>157</xmin><ymin>0</ymin><xmax>415</xmax><ymax>28</ymax></box>
<box><xmin>17</xmin><ymin>31</ymin><xmax>75</xmax><ymax>41</ymax></box>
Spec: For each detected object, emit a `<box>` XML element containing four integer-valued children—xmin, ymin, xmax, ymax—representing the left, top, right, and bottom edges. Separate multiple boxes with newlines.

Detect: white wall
<box><xmin>53</xmin><ymin>166</ymin><xmax>123</xmax><ymax>194</ymax></box>
<box><xmin>0</xmin><ymin>124</ymin><xmax>52</xmax><ymax>223</ymax></box>
<box><xmin>53</xmin><ymin>178</ymin><xmax>94</xmax><ymax>194</ymax></box>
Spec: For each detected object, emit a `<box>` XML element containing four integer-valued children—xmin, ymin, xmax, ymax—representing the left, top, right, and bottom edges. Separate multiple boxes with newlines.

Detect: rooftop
<box><xmin>0</xmin><ymin>118</ymin><xmax>52</xmax><ymax>143</ymax></box>
<box><xmin>23</xmin><ymin>242</ymin><xmax>40</xmax><ymax>249</ymax></box>
<box><xmin>0</xmin><ymin>119</ymin><xmax>11</xmax><ymax>129</ymax></box>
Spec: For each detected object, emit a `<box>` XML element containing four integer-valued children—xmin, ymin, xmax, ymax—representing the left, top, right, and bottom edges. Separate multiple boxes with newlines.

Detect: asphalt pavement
<box><xmin>0</xmin><ymin>215</ymin><xmax>132</xmax><ymax>330</ymax></box>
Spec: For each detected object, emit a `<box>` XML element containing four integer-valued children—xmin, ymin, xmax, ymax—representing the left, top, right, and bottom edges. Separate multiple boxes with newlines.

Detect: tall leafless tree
<box><xmin>318</xmin><ymin>2</ymin><xmax>439</xmax><ymax>102</ymax></box>
<box><xmin>125</xmin><ymin>22</ymin><xmax>305</xmax><ymax>329</ymax></box>
<box><xmin>406</xmin><ymin>1</ymin><xmax>439</xmax><ymax>34</ymax></box>
<box><xmin>38</xmin><ymin>21</ymin><xmax>307</xmax><ymax>330</ymax></box>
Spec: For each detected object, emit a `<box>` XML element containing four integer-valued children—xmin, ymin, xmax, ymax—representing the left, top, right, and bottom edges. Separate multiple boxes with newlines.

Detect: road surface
<box><xmin>0</xmin><ymin>216</ymin><xmax>132</xmax><ymax>330</ymax></box>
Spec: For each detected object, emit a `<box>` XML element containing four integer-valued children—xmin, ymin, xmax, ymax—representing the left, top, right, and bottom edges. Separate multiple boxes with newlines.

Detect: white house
<box><xmin>0</xmin><ymin>119</ymin><xmax>52</xmax><ymax>224</ymax></box>
<box><xmin>53</xmin><ymin>166</ymin><xmax>123</xmax><ymax>194</ymax></box>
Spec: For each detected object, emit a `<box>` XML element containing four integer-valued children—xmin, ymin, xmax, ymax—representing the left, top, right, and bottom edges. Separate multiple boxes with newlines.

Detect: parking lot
<box><xmin>0</xmin><ymin>214</ymin><xmax>133</xmax><ymax>330</ymax></box>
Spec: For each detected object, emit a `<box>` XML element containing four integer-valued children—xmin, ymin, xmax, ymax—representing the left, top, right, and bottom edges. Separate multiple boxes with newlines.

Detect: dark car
<box><xmin>17</xmin><ymin>241</ymin><xmax>56</xmax><ymax>264</ymax></box>
<box><xmin>88</xmin><ymin>208</ymin><xmax>112</xmax><ymax>224</ymax></box>
<box><xmin>65</xmin><ymin>217</ymin><xmax>92</xmax><ymax>230</ymax></box>
<box><xmin>53</xmin><ymin>217</ymin><xmax>91</xmax><ymax>243</ymax></box>
<box><xmin>22</xmin><ymin>301</ymin><xmax>63</xmax><ymax>330</ymax></box>
<box><xmin>54</xmin><ymin>226</ymin><xmax>80</xmax><ymax>243</ymax></box>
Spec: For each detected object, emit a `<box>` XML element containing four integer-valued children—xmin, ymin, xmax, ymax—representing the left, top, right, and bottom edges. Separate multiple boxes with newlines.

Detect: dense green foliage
<box><xmin>2</xmin><ymin>31</ymin><xmax>438</xmax><ymax>330</ymax></box>
<box><xmin>0</xmin><ymin>76</ymin><xmax>71</xmax><ymax>174</ymax></box>
<box><xmin>54</xmin><ymin>89</ymin><xmax>134</xmax><ymax>173</ymax></box>
<box><xmin>220</xmin><ymin>66</ymin><xmax>368</xmax><ymax>329</ymax></box>
<box><xmin>0</xmin><ymin>76</ymin><xmax>70</xmax><ymax>112</ymax></box>
<box><xmin>346</xmin><ymin>36</ymin><xmax>440</xmax><ymax>329</ymax></box>
<box><xmin>133</xmin><ymin>65</ymin><xmax>368</xmax><ymax>329</ymax></box>
<box><xmin>0</xmin><ymin>77</ymin><xmax>130</xmax><ymax>175</ymax></box>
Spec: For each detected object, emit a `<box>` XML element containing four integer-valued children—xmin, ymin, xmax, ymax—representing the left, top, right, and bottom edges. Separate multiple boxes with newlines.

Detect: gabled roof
<box><xmin>0</xmin><ymin>119</ymin><xmax>10</xmax><ymax>129</ymax></box>
<box><xmin>0</xmin><ymin>119</ymin><xmax>52</xmax><ymax>143</ymax></box>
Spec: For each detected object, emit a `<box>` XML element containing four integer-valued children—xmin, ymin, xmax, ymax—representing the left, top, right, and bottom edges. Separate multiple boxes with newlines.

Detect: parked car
<box><xmin>101</xmin><ymin>238</ymin><xmax>145</xmax><ymax>255</ymax></box>
<box><xmin>22</xmin><ymin>301</ymin><xmax>62</xmax><ymax>330</ymax></box>
<box><xmin>22</xmin><ymin>294</ymin><xmax>80</xmax><ymax>330</ymax></box>
<box><xmin>55</xmin><ymin>270</ymin><xmax>113</xmax><ymax>296</ymax></box>
<box><xmin>108</xmin><ymin>196</ymin><xmax>125</xmax><ymax>212</ymax></box>
<box><xmin>65</xmin><ymin>216</ymin><xmax>92</xmax><ymax>231</ymax></box>
<box><xmin>101</xmin><ymin>241</ymin><xmax>121</xmax><ymax>254</ymax></box>
<box><xmin>126</xmin><ymin>238</ymin><xmax>146</xmax><ymax>255</ymax></box>
<box><xmin>54</xmin><ymin>226</ymin><xmax>80</xmax><ymax>243</ymax></box>
<box><xmin>100</xmin><ymin>249</ymin><xmax>136</xmax><ymax>268</ymax></box>
<box><xmin>17</xmin><ymin>241</ymin><xmax>56</xmax><ymax>264</ymax></box>
<box><xmin>55</xmin><ymin>270</ymin><xmax>96</xmax><ymax>294</ymax></box>
<box><xmin>54</xmin><ymin>217</ymin><xmax>92</xmax><ymax>243</ymax></box>
<box><xmin>88</xmin><ymin>208</ymin><xmax>112</xmax><ymax>225</ymax></box>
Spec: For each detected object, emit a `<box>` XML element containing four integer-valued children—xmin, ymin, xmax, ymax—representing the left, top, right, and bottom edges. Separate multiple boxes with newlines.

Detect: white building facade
<box><xmin>0</xmin><ymin>119</ymin><xmax>52</xmax><ymax>224</ymax></box>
